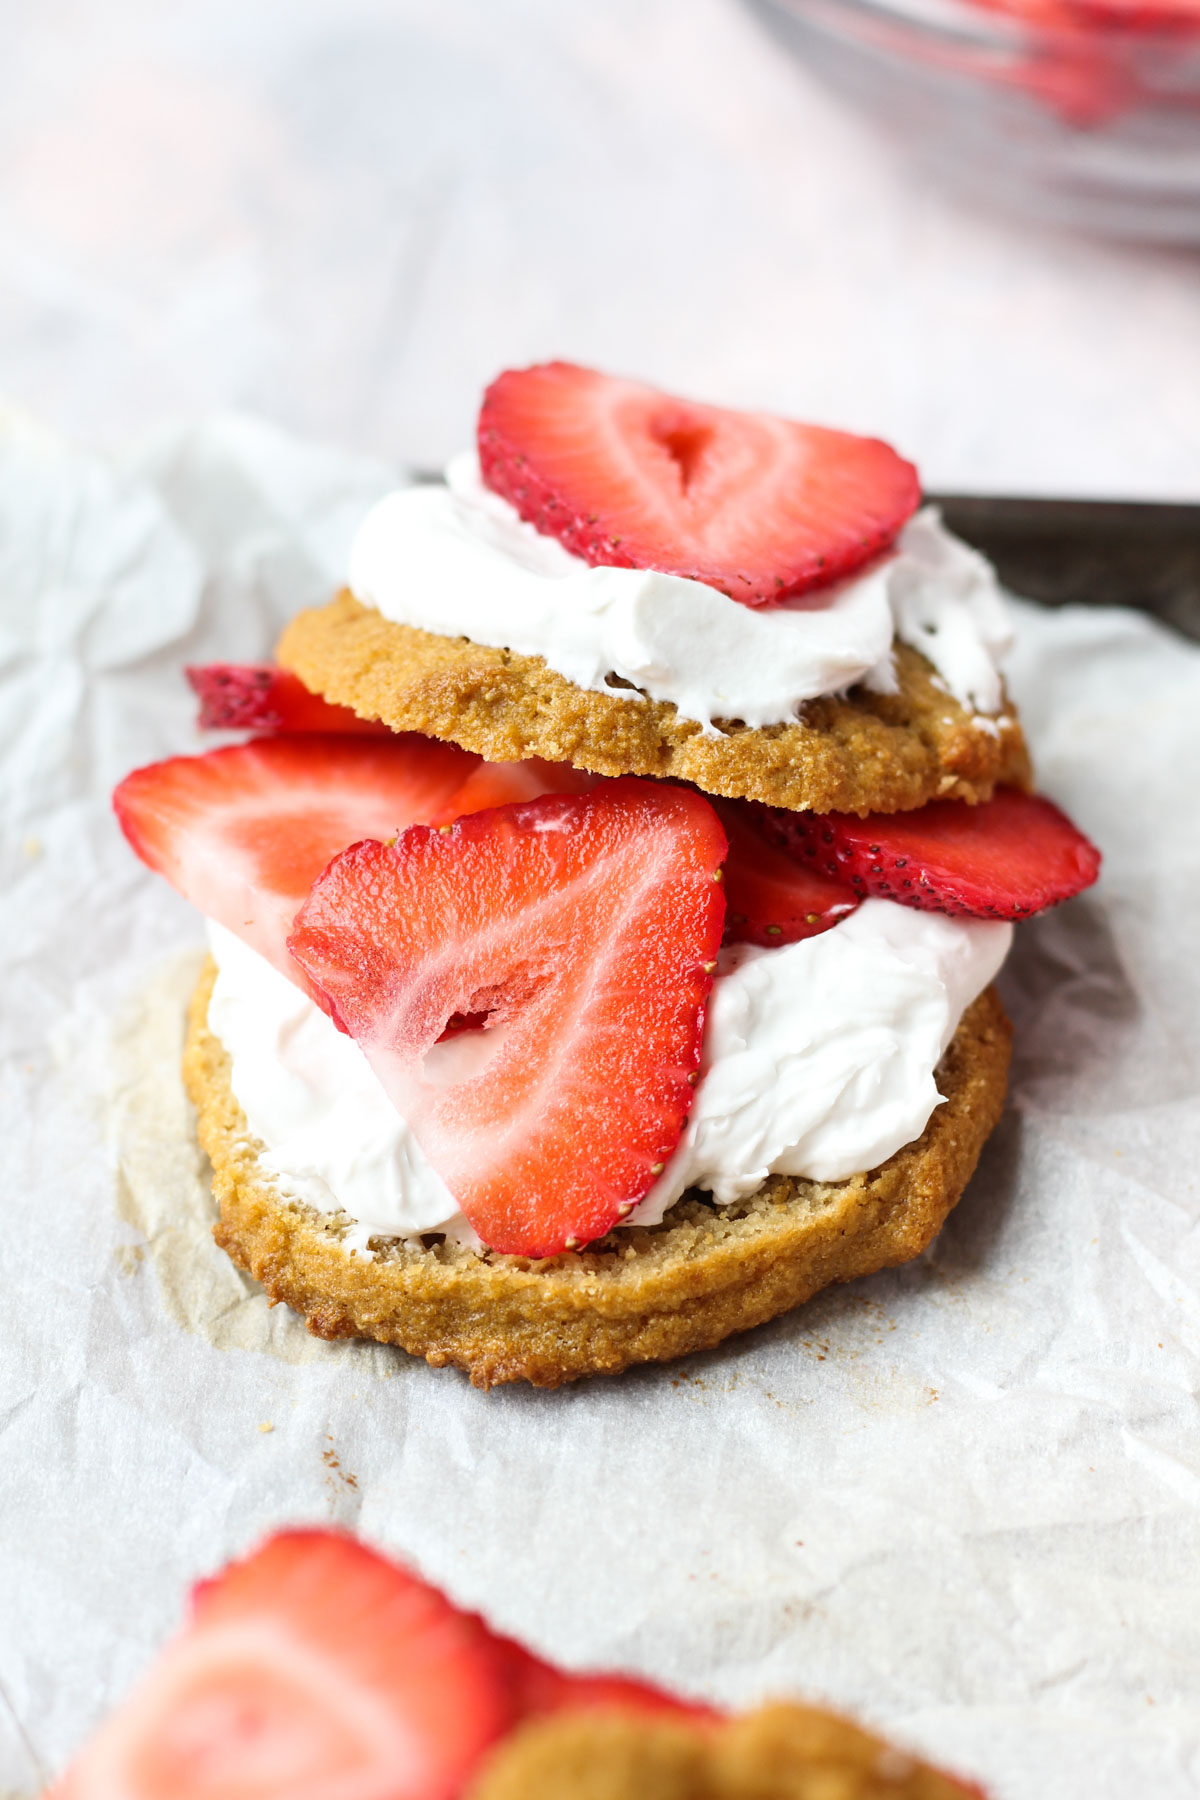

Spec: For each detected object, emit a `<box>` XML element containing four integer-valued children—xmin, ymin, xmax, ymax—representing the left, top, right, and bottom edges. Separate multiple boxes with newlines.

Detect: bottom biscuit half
<box><xmin>183</xmin><ymin>959</ymin><xmax>1011</xmax><ymax>1389</ymax></box>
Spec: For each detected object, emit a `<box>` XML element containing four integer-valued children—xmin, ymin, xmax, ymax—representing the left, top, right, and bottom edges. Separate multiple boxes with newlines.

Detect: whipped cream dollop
<box><xmin>206</xmin><ymin>925</ymin><xmax>476</xmax><ymax>1252</ymax></box>
<box><xmin>206</xmin><ymin>903</ymin><xmax>1011</xmax><ymax>1253</ymax></box>
<box><xmin>635</xmin><ymin>902</ymin><xmax>1011</xmax><ymax>1224</ymax></box>
<box><xmin>347</xmin><ymin>455</ymin><xmax>1013</xmax><ymax>732</ymax></box>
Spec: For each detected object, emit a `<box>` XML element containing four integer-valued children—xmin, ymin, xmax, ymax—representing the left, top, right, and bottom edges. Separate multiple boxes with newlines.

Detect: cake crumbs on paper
<box><xmin>257</xmin><ymin>1421</ymin><xmax>274</xmax><ymax>1433</ymax></box>
<box><xmin>322</xmin><ymin>1436</ymin><xmax>358</xmax><ymax>1490</ymax></box>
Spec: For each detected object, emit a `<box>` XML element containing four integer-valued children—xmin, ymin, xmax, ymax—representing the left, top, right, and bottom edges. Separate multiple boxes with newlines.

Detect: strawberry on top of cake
<box><xmin>341</xmin><ymin>363</ymin><xmax>1016</xmax><ymax>739</ymax></box>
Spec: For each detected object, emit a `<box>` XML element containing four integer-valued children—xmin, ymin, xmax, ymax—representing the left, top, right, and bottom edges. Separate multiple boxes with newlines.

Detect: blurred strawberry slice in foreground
<box><xmin>49</xmin><ymin>1529</ymin><xmax>713</xmax><ymax>1800</ymax></box>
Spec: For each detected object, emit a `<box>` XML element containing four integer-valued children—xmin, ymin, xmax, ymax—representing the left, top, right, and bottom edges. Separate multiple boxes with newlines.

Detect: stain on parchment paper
<box><xmin>321</xmin><ymin>1433</ymin><xmax>364</xmax><ymax>1526</ymax></box>
<box><xmin>105</xmin><ymin>949</ymin><xmax>398</xmax><ymax>1375</ymax></box>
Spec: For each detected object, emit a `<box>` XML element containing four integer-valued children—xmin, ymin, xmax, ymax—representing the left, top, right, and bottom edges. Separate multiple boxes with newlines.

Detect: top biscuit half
<box><xmin>277</xmin><ymin>363</ymin><xmax>1030</xmax><ymax>816</ymax></box>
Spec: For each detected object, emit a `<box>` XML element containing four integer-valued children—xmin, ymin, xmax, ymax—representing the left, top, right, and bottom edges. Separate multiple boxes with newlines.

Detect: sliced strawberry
<box><xmin>288</xmin><ymin>781</ymin><xmax>727</xmax><ymax>1256</ymax></box>
<box><xmin>712</xmin><ymin>799</ymin><xmax>859</xmax><ymax>948</ymax></box>
<box><xmin>499</xmin><ymin>1641</ymin><xmax>720</xmax><ymax>1727</ymax></box>
<box><xmin>1063</xmin><ymin>0</ymin><xmax>1200</xmax><ymax>26</ymax></box>
<box><xmin>441</xmin><ymin>768</ymin><xmax>858</xmax><ymax>949</ymax></box>
<box><xmin>113</xmin><ymin>735</ymin><xmax>478</xmax><ymax>989</ymax></box>
<box><xmin>187</xmin><ymin>663</ymin><xmax>391</xmax><ymax>736</ymax></box>
<box><xmin>431</xmin><ymin>756</ymin><xmax>597</xmax><ymax>824</ymax></box>
<box><xmin>52</xmin><ymin>1529</ymin><xmax>725</xmax><ymax>1800</ymax></box>
<box><xmin>477</xmin><ymin>362</ymin><xmax>920</xmax><ymax>606</ymax></box>
<box><xmin>50</xmin><ymin>1530</ymin><xmax>515</xmax><ymax>1800</ymax></box>
<box><xmin>760</xmin><ymin>787</ymin><xmax>1100</xmax><ymax>920</ymax></box>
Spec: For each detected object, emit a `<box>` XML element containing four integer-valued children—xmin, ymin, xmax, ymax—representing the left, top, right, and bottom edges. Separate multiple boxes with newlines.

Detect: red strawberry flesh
<box><xmin>478</xmin><ymin>362</ymin><xmax>920</xmax><ymax>606</ymax></box>
<box><xmin>113</xmin><ymin>735</ymin><xmax>478</xmax><ymax>990</ymax></box>
<box><xmin>498</xmin><ymin>1639</ymin><xmax>720</xmax><ymax>1727</ymax></box>
<box><xmin>432</xmin><ymin>760</ymin><xmax>859</xmax><ymax>951</ymax></box>
<box><xmin>712</xmin><ymin>799</ymin><xmax>858</xmax><ymax>947</ymax></box>
<box><xmin>288</xmin><ymin>780</ymin><xmax>727</xmax><ymax>1255</ymax></box>
<box><xmin>187</xmin><ymin>663</ymin><xmax>391</xmax><ymax>736</ymax></box>
<box><xmin>52</xmin><ymin>1529</ymin><xmax>724</xmax><ymax>1800</ymax></box>
<box><xmin>50</xmin><ymin>1530</ymin><xmax>516</xmax><ymax>1800</ymax></box>
<box><xmin>430</xmin><ymin>756</ymin><xmax>597</xmax><ymax>824</ymax></box>
<box><xmin>760</xmin><ymin>787</ymin><xmax>1100</xmax><ymax>920</ymax></box>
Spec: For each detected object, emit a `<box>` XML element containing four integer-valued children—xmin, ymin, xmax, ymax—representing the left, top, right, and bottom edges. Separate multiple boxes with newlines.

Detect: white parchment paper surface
<box><xmin>1</xmin><ymin>408</ymin><xmax>1198</xmax><ymax>1800</ymax></box>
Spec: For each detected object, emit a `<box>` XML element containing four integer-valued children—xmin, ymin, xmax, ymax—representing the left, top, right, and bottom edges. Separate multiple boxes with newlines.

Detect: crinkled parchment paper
<box><xmin>1</xmin><ymin>410</ymin><xmax>1198</xmax><ymax>1799</ymax></box>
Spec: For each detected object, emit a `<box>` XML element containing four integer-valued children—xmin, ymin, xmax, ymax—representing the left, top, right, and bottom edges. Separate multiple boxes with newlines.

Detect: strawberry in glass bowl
<box><xmin>750</xmin><ymin>0</ymin><xmax>1200</xmax><ymax>240</ymax></box>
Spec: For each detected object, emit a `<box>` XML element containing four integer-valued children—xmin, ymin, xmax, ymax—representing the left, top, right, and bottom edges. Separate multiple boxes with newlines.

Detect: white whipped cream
<box><xmin>347</xmin><ymin>455</ymin><xmax>1013</xmax><ymax>732</ymax></box>
<box><xmin>206</xmin><ymin>925</ymin><xmax>479</xmax><ymax>1252</ymax></box>
<box><xmin>635</xmin><ymin>902</ymin><xmax>1011</xmax><ymax>1224</ymax></box>
<box><xmin>206</xmin><ymin>903</ymin><xmax>1010</xmax><ymax>1253</ymax></box>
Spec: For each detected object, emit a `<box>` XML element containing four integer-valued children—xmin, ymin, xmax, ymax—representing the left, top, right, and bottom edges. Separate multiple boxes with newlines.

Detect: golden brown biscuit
<box><xmin>183</xmin><ymin>960</ymin><xmax>1010</xmax><ymax>1388</ymax></box>
<box><xmin>276</xmin><ymin>592</ymin><xmax>1030</xmax><ymax>817</ymax></box>
<box><xmin>469</xmin><ymin>1711</ymin><xmax>706</xmax><ymax>1800</ymax></box>
<box><xmin>465</xmin><ymin>1704</ymin><xmax>982</xmax><ymax>1800</ymax></box>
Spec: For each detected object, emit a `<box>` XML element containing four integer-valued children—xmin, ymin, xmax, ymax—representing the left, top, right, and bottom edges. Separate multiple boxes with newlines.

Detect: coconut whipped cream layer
<box><xmin>346</xmin><ymin>454</ymin><xmax>1014</xmax><ymax>733</ymax></box>
<box><xmin>206</xmin><ymin>904</ymin><xmax>1011</xmax><ymax>1255</ymax></box>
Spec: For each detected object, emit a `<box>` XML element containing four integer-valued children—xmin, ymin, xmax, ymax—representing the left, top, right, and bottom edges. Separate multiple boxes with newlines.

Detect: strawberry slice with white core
<box><xmin>187</xmin><ymin>663</ymin><xmax>391</xmax><ymax>736</ymax></box>
<box><xmin>288</xmin><ymin>780</ymin><xmax>727</xmax><ymax>1256</ymax></box>
<box><xmin>478</xmin><ymin>362</ymin><xmax>921</xmax><ymax>606</ymax></box>
<box><xmin>760</xmin><ymin>787</ymin><xmax>1101</xmax><ymax>920</ymax></box>
<box><xmin>712</xmin><ymin>799</ymin><xmax>859</xmax><ymax>948</ymax></box>
<box><xmin>429</xmin><ymin>756</ymin><xmax>597</xmax><ymax>824</ymax></box>
<box><xmin>50</xmin><ymin>1530</ymin><xmax>516</xmax><ymax>1800</ymax></box>
<box><xmin>113</xmin><ymin>736</ymin><xmax>478</xmax><ymax>989</ymax></box>
<box><xmin>52</xmin><ymin>1529</ymin><xmax>722</xmax><ymax>1800</ymax></box>
<box><xmin>434</xmin><ymin>762</ymin><xmax>859</xmax><ymax>950</ymax></box>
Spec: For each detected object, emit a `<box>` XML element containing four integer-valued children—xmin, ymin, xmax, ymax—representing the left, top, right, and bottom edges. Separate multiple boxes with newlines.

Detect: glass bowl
<box><xmin>750</xmin><ymin>0</ymin><xmax>1200</xmax><ymax>240</ymax></box>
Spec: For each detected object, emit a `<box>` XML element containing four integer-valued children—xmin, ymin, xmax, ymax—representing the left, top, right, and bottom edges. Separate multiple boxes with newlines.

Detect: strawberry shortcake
<box><xmin>51</xmin><ymin>1527</ymin><xmax>987</xmax><ymax>1799</ymax></box>
<box><xmin>114</xmin><ymin>365</ymin><xmax>1099</xmax><ymax>1386</ymax></box>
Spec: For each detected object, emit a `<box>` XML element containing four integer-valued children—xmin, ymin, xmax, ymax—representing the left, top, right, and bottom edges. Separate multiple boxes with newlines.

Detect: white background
<box><xmin>1</xmin><ymin>0</ymin><xmax>1199</xmax><ymax>493</ymax></box>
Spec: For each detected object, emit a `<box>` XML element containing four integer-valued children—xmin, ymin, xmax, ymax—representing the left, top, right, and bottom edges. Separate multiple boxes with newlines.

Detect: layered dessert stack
<box><xmin>114</xmin><ymin>363</ymin><xmax>1099</xmax><ymax>1386</ymax></box>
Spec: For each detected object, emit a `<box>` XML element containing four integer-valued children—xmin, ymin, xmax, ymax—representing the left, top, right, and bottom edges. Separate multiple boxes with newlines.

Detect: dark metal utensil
<box><xmin>927</xmin><ymin>496</ymin><xmax>1200</xmax><ymax>643</ymax></box>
